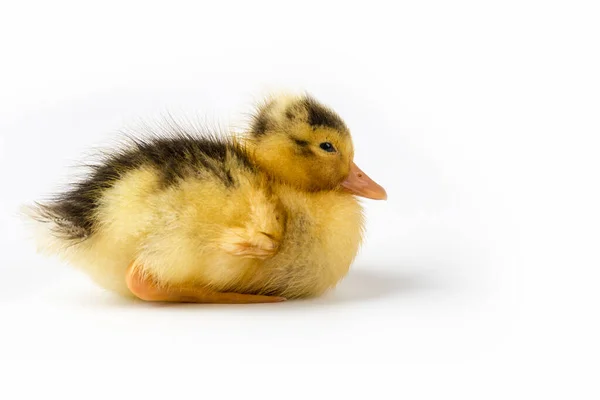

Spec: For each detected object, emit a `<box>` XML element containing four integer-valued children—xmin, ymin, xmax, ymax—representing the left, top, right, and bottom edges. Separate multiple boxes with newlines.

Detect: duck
<box><xmin>25</xmin><ymin>93</ymin><xmax>387</xmax><ymax>303</ymax></box>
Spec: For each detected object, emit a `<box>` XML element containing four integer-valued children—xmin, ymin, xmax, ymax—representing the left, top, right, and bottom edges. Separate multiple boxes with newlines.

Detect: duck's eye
<box><xmin>319</xmin><ymin>142</ymin><xmax>336</xmax><ymax>153</ymax></box>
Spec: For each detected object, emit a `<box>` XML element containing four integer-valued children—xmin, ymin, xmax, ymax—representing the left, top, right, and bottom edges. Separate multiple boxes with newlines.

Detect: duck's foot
<box><xmin>219</xmin><ymin>227</ymin><xmax>279</xmax><ymax>259</ymax></box>
<box><xmin>125</xmin><ymin>262</ymin><xmax>286</xmax><ymax>304</ymax></box>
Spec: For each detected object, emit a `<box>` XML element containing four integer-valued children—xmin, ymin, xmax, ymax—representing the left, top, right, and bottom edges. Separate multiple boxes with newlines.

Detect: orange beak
<box><xmin>341</xmin><ymin>162</ymin><xmax>387</xmax><ymax>200</ymax></box>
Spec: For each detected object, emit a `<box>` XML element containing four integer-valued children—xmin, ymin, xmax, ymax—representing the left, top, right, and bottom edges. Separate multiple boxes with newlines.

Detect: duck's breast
<box><xmin>259</xmin><ymin>190</ymin><xmax>364</xmax><ymax>298</ymax></box>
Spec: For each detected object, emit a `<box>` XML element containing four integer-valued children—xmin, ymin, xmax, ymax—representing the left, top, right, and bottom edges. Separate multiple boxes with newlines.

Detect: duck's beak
<box><xmin>341</xmin><ymin>162</ymin><xmax>387</xmax><ymax>200</ymax></box>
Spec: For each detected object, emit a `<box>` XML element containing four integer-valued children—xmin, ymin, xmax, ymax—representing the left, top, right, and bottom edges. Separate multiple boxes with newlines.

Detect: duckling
<box><xmin>25</xmin><ymin>93</ymin><xmax>387</xmax><ymax>303</ymax></box>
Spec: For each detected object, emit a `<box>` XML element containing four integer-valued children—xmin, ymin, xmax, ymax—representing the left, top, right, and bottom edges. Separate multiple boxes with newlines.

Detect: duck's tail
<box><xmin>20</xmin><ymin>202</ymin><xmax>89</xmax><ymax>255</ymax></box>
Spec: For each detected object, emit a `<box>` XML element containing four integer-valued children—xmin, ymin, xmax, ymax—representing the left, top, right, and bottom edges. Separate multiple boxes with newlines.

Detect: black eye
<box><xmin>319</xmin><ymin>142</ymin><xmax>336</xmax><ymax>153</ymax></box>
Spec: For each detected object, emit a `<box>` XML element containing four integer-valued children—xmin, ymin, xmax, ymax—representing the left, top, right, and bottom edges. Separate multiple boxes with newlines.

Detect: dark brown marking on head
<box><xmin>291</xmin><ymin>137</ymin><xmax>313</xmax><ymax>156</ymax></box>
<box><xmin>301</xmin><ymin>97</ymin><xmax>348</xmax><ymax>133</ymax></box>
<box><xmin>251</xmin><ymin>112</ymin><xmax>270</xmax><ymax>136</ymax></box>
<box><xmin>293</xmin><ymin>138</ymin><xmax>310</xmax><ymax>147</ymax></box>
<box><xmin>251</xmin><ymin>101</ymin><xmax>274</xmax><ymax>137</ymax></box>
<box><xmin>299</xmin><ymin>147</ymin><xmax>314</xmax><ymax>157</ymax></box>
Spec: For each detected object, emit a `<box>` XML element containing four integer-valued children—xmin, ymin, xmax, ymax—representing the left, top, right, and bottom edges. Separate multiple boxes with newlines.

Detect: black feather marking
<box><xmin>293</xmin><ymin>138</ymin><xmax>310</xmax><ymax>147</ymax></box>
<box><xmin>302</xmin><ymin>97</ymin><xmax>348</xmax><ymax>133</ymax></box>
<box><xmin>250</xmin><ymin>101</ymin><xmax>274</xmax><ymax>137</ymax></box>
<box><xmin>251</xmin><ymin>113</ymin><xmax>269</xmax><ymax>136</ymax></box>
<box><xmin>36</xmin><ymin>127</ymin><xmax>255</xmax><ymax>241</ymax></box>
<box><xmin>292</xmin><ymin>138</ymin><xmax>314</xmax><ymax>157</ymax></box>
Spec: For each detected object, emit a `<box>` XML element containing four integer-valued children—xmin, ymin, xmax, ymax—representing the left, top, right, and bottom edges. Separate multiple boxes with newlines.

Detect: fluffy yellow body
<box><xmin>28</xmin><ymin>94</ymin><xmax>388</xmax><ymax>302</ymax></box>
<box><xmin>47</xmin><ymin>163</ymin><xmax>364</xmax><ymax>299</ymax></box>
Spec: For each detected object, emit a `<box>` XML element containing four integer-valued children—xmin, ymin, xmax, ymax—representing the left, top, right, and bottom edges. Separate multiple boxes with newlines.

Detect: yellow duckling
<box><xmin>26</xmin><ymin>94</ymin><xmax>387</xmax><ymax>303</ymax></box>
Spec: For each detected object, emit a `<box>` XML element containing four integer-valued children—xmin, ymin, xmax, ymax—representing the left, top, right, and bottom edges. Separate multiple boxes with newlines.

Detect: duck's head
<box><xmin>246</xmin><ymin>94</ymin><xmax>386</xmax><ymax>200</ymax></box>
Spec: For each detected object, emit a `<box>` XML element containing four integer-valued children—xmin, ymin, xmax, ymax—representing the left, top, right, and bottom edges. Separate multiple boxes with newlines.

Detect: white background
<box><xmin>1</xmin><ymin>0</ymin><xmax>598</xmax><ymax>398</ymax></box>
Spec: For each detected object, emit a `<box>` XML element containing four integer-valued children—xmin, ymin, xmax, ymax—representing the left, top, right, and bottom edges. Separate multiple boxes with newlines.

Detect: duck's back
<box><xmin>30</xmin><ymin>134</ymin><xmax>254</xmax><ymax>242</ymax></box>
<box><xmin>26</xmin><ymin>133</ymin><xmax>260</xmax><ymax>295</ymax></box>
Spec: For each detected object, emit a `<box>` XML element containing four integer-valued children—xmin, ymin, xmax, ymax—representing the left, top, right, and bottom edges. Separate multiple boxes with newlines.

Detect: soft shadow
<box><xmin>298</xmin><ymin>268</ymin><xmax>436</xmax><ymax>306</ymax></box>
<box><xmin>53</xmin><ymin>287</ymin><xmax>139</xmax><ymax>309</ymax></box>
<box><xmin>69</xmin><ymin>268</ymin><xmax>437</xmax><ymax>310</ymax></box>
